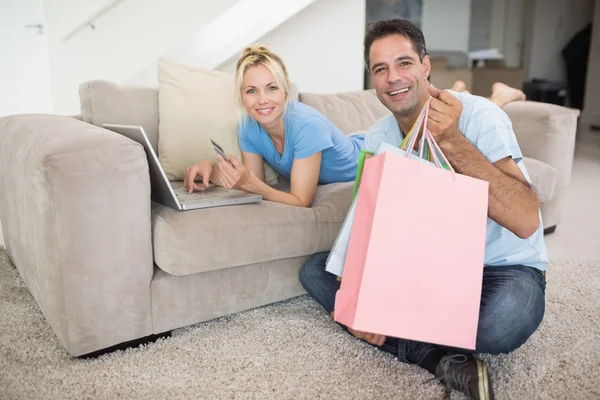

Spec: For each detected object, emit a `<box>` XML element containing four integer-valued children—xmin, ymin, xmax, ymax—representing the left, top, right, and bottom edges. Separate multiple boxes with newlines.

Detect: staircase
<box><xmin>44</xmin><ymin>0</ymin><xmax>367</xmax><ymax>115</ymax></box>
<box><xmin>128</xmin><ymin>0</ymin><xmax>318</xmax><ymax>86</ymax></box>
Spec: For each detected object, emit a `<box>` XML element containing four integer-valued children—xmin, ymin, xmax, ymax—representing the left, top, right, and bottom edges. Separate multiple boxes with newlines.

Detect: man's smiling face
<box><xmin>369</xmin><ymin>34</ymin><xmax>431</xmax><ymax>119</ymax></box>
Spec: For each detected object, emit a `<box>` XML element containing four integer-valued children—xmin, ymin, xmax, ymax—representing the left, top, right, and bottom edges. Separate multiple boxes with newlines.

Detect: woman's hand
<box><xmin>215</xmin><ymin>152</ymin><xmax>320</xmax><ymax>207</ymax></box>
<box><xmin>184</xmin><ymin>160</ymin><xmax>213</xmax><ymax>193</ymax></box>
<box><xmin>217</xmin><ymin>155</ymin><xmax>254</xmax><ymax>191</ymax></box>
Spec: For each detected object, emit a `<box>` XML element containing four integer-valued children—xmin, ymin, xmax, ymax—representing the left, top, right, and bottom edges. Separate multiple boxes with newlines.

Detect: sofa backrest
<box><xmin>80</xmin><ymin>80</ymin><xmax>161</xmax><ymax>154</ymax></box>
<box><xmin>79</xmin><ymin>80</ymin><xmax>393</xmax><ymax>155</ymax></box>
<box><xmin>300</xmin><ymin>90</ymin><xmax>391</xmax><ymax>135</ymax></box>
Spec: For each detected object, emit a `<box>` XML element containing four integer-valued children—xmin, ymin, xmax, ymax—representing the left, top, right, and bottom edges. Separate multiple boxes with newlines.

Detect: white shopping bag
<box><xmin>325</xmin><ymin>194</ymin><xmax>359</xmax><ymax>277</ymax></box>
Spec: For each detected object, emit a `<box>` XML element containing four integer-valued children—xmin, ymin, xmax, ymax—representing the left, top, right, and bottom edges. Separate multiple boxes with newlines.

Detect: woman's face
<box><xmin>241</xmin><ymin>64</ymin><xmax>286</xmax><ymax>127</ymax></box>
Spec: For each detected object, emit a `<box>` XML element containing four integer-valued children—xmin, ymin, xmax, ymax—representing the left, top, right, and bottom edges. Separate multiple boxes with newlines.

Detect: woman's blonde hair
<box><xmin>235</xmin><ymin>44</ymin><xmax>291</xmax><ymax>117</ymax></box>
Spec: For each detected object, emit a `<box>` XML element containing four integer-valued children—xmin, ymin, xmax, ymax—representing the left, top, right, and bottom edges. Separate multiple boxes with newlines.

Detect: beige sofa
<box><xmin>0</xmin><ymin>80</ymin><xmax>579</xmax><ymax>357</ymax></box>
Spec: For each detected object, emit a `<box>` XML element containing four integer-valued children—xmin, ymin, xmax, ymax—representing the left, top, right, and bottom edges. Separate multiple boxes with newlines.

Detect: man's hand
<box><xmin>330</xmin><ymin>312</ymin><xmax>386</xmax><ymax>346</ymax></box>
<box><xmin>427</xmin><ymin>86</ymin><xmax>463</xmax><ymax>145</ymax></box>
<box><xmin>425</xmin><ymin>89</ymin><xmax>541</xmax><ymax>238</ymax></box>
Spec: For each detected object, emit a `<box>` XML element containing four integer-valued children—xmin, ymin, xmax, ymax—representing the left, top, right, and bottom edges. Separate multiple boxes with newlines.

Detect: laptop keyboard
<box><xmin>173</xmin><ymin>187</ymin><xmax>222</xmax><ymax>202</ymax></box>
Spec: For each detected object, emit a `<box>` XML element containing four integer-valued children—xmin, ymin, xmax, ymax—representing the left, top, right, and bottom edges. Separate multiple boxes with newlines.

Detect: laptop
<box><xmin>103</xmin><ymin>124</ymin><xmax>262</xmax><ymax>211</ymax></box>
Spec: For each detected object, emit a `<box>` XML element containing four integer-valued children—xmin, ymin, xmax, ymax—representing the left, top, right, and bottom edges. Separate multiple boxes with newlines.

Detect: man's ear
<box><xmin>422</xmin><ymin>55</ymin><xmax>431</xmax><ymax>81</ymax></box>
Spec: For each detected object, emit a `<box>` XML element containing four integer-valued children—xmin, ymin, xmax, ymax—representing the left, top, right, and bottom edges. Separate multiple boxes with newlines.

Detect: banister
<box><xmin>62</xmin><ymin>0</ymin><xmax>127</xmax><ymax>42</ymax></box>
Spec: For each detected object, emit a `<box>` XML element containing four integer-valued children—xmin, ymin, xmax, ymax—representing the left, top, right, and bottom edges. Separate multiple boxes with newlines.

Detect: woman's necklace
<box><xmin>267</xmin><ymin>121</ymin><xmax>285</xmax><ymax>156</ymax></box>
<box><xmin>270</xmin><ymin>135</ymin><xmax>285</xmax><ymax>156</ymax></box>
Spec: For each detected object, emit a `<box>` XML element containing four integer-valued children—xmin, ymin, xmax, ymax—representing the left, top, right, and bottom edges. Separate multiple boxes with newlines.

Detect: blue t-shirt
<box><xmin>364</xmin><ymin>91</ymin><xmax>549</xmax><ymax>271</ymax></box>
<box><xmin>238</xmin><ymin>101</ymin><xmax>364</xmax><ymax>184</ymax></box>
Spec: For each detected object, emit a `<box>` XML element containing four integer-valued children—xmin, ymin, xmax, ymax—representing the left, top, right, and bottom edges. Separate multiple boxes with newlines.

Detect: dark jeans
<box><xmin>299</xmin><ymin>252</ymin><xmax>546</xmax><ymax>364</ymax></box>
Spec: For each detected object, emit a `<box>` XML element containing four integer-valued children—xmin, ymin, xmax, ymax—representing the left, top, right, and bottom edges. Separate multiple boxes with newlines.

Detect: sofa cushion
<box><xmin>151</xmin><ymin>255</ymin><xmax>308</xmax><ymax>333</ymax></box>
<box><xmin>299</xmin><ymin>89</ymin><xmax>391</xmax><ymax>135</ymax></box>
<box><xmin>157</xmin><ymin>58</ymin><xmax>279</xmax><ymax>186</ymax></box>
<box><xmin>521</xmin><ymin>156</ymin><xmax>557</xmax><ymax>203</ymax></box>
<box><xmin>151</xmin><ymin>181</ymin><xmax>354</xmax><ymax>276</ymax></box>
<box><xmin>79</xmin><ymin>80</ymin><xmax>160</xmax><ymax>154</ymax></box>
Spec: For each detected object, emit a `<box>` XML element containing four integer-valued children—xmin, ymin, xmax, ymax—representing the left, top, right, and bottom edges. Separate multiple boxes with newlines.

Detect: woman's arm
<box><xmin>242</xmin><ymin>151</ymin><xmax>266</xmax><ymax>183</ymax></box>
<box><xmin>218</xmin><ymin>152</ymin><xmax>322</xmax><ymax>207</ymax></box>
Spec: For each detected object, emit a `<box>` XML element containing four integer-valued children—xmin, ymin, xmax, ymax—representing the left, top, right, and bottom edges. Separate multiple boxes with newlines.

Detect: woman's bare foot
<box><xmin>490</xmin><ymin>82</ymin><xmax>526</xmax><ymax>108</ymax></box>
<box><xmin>451</xmin><ymin>80</ymin><xmax>470</xmax><ymax>93</ymax></box>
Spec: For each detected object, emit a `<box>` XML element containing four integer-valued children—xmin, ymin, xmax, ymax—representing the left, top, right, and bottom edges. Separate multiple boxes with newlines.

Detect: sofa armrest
<box><xmin>0</xmin><ymin>115</ymin><xmax>154</xmax><ymax>356</ymax></box>
<box><xmin>503</xmin><ymin>101</ymin><xmax>579</xmax><ymax>193</ymax></box>
<box><xmin>503</xmin><ymin>101</ymin><xmax>580</xmax><ymax>228</ymax></box>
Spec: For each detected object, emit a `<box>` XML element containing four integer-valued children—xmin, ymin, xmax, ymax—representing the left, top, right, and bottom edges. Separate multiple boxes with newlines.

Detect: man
<box><xmin>300</xmin><ymin>19</ymin><xmax>547</xmax><ymax>400</ymax></box>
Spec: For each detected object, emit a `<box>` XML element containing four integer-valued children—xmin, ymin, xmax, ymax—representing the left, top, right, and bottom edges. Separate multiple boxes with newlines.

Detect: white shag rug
<box><xmin>1</xmin><ymin>248</ymin><xmax>599</xmax><ymax>399</ymax></box>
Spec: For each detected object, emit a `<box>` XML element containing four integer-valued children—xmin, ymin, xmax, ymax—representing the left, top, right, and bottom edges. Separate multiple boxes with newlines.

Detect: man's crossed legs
<box><xmin>300</xmin><ymin>252</ymin><xmax>546</xmax><ymax>400</ymax></box>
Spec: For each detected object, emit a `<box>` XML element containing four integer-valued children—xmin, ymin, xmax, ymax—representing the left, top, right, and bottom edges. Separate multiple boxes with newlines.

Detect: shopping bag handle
<box><xmin>418</xmin><ymin>100</ymin><xmax>436</xmax><ymax>164</ymax></box>
<box><xmin>404</xmin><ymin>97</ymin><xmax>456</xmax><ymax>175</ymax></box>
<box><xmin>422</xmin><ymin>100</ymin><xmax>456</xmax><ymax>174</ymax></box>
<box><xmin>424</xmin><ymin>124</ymin><xmax>455</xmax><ymax>174</ymax></box>
<box><xmin>404</xmin><ymin>98</ymin><xmax>430</xmax><ymax>158</ymax></box>
<box><xmin>402</xmin><ymin>101</ymin><xmax>427</xmax><ymax>154</ymax></box>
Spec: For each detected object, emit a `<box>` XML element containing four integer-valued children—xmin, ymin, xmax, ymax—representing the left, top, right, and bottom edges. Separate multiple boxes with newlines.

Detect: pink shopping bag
<box><xmin>334</xmin><ymin>101</ymin><xmax>489</xmax><ymax>350</ymax></box>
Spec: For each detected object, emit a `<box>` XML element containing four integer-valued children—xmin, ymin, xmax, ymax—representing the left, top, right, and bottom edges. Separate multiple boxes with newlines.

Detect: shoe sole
<box><xmin>476</xmin><ymin>359</ymin><xmax>492</xmax><ymax>400</ymax></box>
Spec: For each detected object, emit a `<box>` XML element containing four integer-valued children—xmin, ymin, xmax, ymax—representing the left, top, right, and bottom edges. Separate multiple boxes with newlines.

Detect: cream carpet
<box><xmin>1</xmin><ymin>248</ymin><xmax>599</xmax><ymax>400</ymax></box>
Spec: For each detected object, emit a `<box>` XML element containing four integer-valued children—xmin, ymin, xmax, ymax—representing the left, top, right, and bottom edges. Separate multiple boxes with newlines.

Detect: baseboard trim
<box><xmin>77</xmin><ymin>331</ymin><xmax>172</xmax><ymax>359</ymax></box>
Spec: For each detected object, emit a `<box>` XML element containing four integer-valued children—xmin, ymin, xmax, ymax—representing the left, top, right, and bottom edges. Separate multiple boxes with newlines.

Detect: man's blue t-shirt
<box><xmin>363</xmin><ymin>91</ymin><xmax>549</xmax><ymax>271</ymax></box>
<box><xmin>238</xmin><ymin>101</ymin><xmax>364</xmax><ymax>184</ymax></box>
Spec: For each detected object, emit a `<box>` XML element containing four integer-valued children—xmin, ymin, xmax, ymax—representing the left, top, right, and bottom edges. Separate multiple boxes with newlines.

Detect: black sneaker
<box><xmin>430</xmin><ymin>353</ymin><xmax>495</xmax><ymax>400</ymax></box>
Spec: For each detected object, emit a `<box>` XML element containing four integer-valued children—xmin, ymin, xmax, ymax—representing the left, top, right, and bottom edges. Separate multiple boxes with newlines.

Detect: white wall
<box><xmin>44</xmin><ymin>0</ymin><xmax>240</xmax><ymax>115</ymax></box>
<box><xmin>0</xmin><ymin>0</ymin><xmax>52</xmax><ymax>117</ymax></box>
<box><xmin>523</xmin><ymin>0</ymin><xmax>595</xmax><ymax>81</ymax></box>
<box><xmin>217</xmin><ymin>0</ymin><xmax>366</xmax><ymax>94</ymax></box>
<box><xmin>128</xmin><ymin>0</ymin><xmax>319</xmax><ymax>88</ymax></box>
<box><xmin>1</xmin><ymin>0</ymin><xmax>53</xmax><ymax>248</ymax></box>
<box><xmin>422</xmin><ymin>0</ymin><xmax>472</xmax><ymax>53</ymax></box>
<box><xmin>44</xmin><ymin>0</ymin><xmax>365</xmax><ymax>114</ymax></box>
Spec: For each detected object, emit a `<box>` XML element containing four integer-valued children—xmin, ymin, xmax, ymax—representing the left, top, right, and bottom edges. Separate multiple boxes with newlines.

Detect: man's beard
<box><xmin>389</xmin><ymin>97</ymin><xmax>421</xmax><ymax>120</ymax></box>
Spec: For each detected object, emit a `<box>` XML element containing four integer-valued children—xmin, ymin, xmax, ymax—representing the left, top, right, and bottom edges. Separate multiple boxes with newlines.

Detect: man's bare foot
<box><xmin>490</xmin><ymin>82</ymin><xmax>526</xmax><ymax>108</ymax></box>
<box><xmin>451</xmin><ymin>80</ymin><xmax>470</xmax><ymax>93</ymax></box>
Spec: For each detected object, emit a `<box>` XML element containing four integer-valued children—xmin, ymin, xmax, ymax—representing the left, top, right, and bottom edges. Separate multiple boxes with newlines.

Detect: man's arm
<box><xmin>427</xmin><ymin>87</ymin><xmax>540</xmax><ymax>239</ymax></box>
<box><xmin>438</xmin><ymin>135</ymin><xmax>540</xmax><ymax>239</ymax></box>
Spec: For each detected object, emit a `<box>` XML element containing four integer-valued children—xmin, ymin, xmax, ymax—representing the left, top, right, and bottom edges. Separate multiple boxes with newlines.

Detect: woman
<box><xmin>183</xmin><ymin>45</ymin><xmax>364</xmax><ymax>207</ymax></box>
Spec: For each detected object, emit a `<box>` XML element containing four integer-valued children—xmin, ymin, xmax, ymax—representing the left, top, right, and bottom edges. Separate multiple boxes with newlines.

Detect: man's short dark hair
<box><xmin>364</xmin><ymin>19</ymin><xmax>428</xmax><ymax>70</ymax></box>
